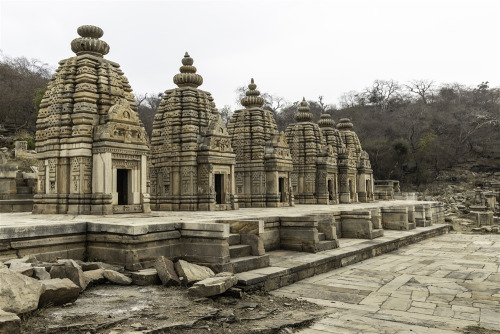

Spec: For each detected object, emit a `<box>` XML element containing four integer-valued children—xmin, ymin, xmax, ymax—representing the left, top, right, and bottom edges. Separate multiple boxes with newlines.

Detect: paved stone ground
<box><xmin>271</xmin><ymin>233</ymin><xmax>500</xmax><ymax>333</ymax></box>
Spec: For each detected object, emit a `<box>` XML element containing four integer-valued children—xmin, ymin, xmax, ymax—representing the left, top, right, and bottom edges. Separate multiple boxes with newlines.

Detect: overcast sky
<box><xmin>1</xmin><ymin>0</ymin><xmax>499</xmax><ymax>109</ymax></box>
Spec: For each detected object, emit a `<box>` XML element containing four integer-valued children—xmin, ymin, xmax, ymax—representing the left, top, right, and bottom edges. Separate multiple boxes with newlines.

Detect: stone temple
<box><xmin>285</xmin><ymin>99</ymin><xmax>338</xmax><ymax>204</ymax></box>
<box><xmin>33</xmin><ymin>25</ymin><xmax>150</xmax><ymax>214</ymax></box>
<box><xmin>227</xmin><ymin>79</ymin><xmax>294</xmax><ymax>208</ymax></box>
<box><xmin>150</xmin><ymin>53</ymin><xmax>237</xmax><ymax>211</ymax></box>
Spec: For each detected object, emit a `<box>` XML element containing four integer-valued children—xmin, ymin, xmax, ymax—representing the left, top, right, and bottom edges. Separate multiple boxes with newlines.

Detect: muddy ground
<box><xmin>20</xmin><ymin>284</ymin><xmax>325</xmax><ymax>334</ymax></box>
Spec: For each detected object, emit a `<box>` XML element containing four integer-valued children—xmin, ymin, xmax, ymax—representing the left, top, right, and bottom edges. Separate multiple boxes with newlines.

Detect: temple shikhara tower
<box><xmin>228</xmin><ymin>79</ymin><xmax>293</xmax><ymax>207</ymax></box>
<box><xmin>285</xmin><ymin>98</ymin><xmax>337</xmax><ymax>204</ymax></box>
<box><xmin>33</xmin><ymin>25</ymin><xmax>150</xmax><ymax>214</ymax></box>
<box><xmin>336</xmin><ymin>118</ymin><xmax>374</xmax><ymax>203</ymax></box>
<box><xmin>150</xmin><ymin>53</ymin><xmax>237</xmax><ymax>211</ymax></box>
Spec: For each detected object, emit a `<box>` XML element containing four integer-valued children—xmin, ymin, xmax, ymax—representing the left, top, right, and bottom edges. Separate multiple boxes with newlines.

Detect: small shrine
<box><xmin>285</xmin><ymin>99</ymin><xmax>337</xmax><ymax>204</ymax></box>
<box><xmin>150</xmin><ymin>53</ymin><xmax>237</xmax><ymax>211</ymax></box>
<box><xmin>336</xmin><ymin>118</ymin><xmax>374</xmax><ymax>203</ymax></box>
<box><xmin>33</xmin><ymin>25</ymin><xmax>150</xmax><ymax>214</ymax></box>
<box><xmin>228</xmin><ymin>79</ymin><xmax>293</xmax><ymax>207</ymax></box>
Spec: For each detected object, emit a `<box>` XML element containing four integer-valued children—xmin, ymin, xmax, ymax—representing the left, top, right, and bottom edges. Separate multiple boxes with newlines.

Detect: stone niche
<box><xmin>33</xmin><ymin>25</ymin><xmax>150</xmax><ymax>215</ymax></box>
<box><xmin>285</xmin><ymin>99</ymin><xmax>338</xmax><ymax>204</ymax></box>
<box><xmin>228</xmin><ymin>79</ymin><xmax>294</xmax><ymax>208</ymax></box>
<box><xmin>150</xmin><ymin>53</ymin><xmax>237</xmax><ymax>211</ymax></box>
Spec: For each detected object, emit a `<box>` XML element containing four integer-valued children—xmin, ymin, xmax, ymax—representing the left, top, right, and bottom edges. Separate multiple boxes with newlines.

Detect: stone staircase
<box><xmin>228</xmin><ymin>233</ymin><xmax>270</xmax><ymax>274</ymax></box>
<box><xmin>316</xmin><ymin>232</ymin><xmax>339</xmax><ymax>251</ymax></box>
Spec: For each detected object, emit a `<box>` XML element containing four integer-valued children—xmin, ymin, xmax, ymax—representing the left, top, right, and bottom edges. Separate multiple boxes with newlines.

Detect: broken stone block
<box><xmin>154</xmin><ymin>256</ymin><xmax>181</xmax><ymax>286</ymax></box>
<box><xmin>104</xmin><ymin>270</ymin><xmax>132</xmax><ymax>285</ymax></box>
<box><xmin>39</xmin><ymin>278</ymin><xmax>80</xmax><ymax>307</ymax></box>
<box><xmin>32</xmin><ymin>267</ymin><xmax>51</xmax><ymax>280</ymax></box>
<box><xmin>8</xmin><ymin>262</ymin><xmax>33</xmax><ymax>277</ymax></box>
<box><xmin>187</xmin><ymin>275</ymin><xmax>238</xmax><ymax>297</ymax></box>
<box><xmin>82</xmin><ymin>269</ymin><xmax>106</xmax><ymax>288</ymax></box>
<box><xmin>5</xmin><ymin>255</ymin><xmax>37</xmax><ymax>267</ymax></box>
<box><xmin>174</xmin><ymin>260</ymin><xmax>215</xmax><ymax>286</ymax></box>
<box><xmin>131</xmin><ymin>268</ymin><xmax>161</xmax><ymax>286</ymax></box>
<box><xmin>0</xmin><ymin>267</ymin><xmax>45</xmax><ymax>314</ymax></box>
<box><xmin>49</xmin><ymin>263</ymin><xmax>86</xmax><ymax>291</ymax></box>
<box><xmin>0</xmin><ymin>309</ymin><xmax>20</xmax><ymax>334</ymax></box>
<box><xmin>80</xmin><ymin>262</ymin><xmax>101</xmax><ymax>271</ymax></box>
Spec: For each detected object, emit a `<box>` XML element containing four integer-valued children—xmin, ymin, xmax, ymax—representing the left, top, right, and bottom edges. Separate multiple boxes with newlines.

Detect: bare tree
<box><xmin>365</xmin><ymin>79</ymin><xmax>401</xmax><ymax>111</ymax></box>
<box><xmin>405</xmin><ymin>79</ymin><xmax>434</xmax><ymax>104</ymax></box>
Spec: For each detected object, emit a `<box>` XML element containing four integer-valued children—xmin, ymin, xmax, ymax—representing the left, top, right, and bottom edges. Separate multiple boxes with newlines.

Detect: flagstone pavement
<box><xmin>271</xmin><ymin>233</ymin><xmax>500</xmax><ymax>333</ymax></box>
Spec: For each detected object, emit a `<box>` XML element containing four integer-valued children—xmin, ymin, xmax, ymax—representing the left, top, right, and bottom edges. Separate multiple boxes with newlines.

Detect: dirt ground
<box><xmin>20</xmin><ymin>284</ymin><xmax>325</xmax><ymax>334</ymax></box>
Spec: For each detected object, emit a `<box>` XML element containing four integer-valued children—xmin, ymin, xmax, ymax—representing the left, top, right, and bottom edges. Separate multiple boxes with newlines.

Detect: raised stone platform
<box><xmin>0</xmin><ymin>200</ymin><xmax>443</xmax><ymax>274</ymax></box>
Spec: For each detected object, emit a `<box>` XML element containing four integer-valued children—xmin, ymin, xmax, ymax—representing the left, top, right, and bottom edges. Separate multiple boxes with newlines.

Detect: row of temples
<box><xmin>33</xmin><ymin>25</ymin><xmax>373</xmax><ymax>214</ymax></box>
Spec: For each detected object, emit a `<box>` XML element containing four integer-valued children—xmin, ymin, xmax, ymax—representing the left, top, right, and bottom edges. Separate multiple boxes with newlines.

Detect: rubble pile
<box><xmin>420</xmin><ymin>167</ymin><xmax>500</xmax><ymax>232</ymax></box>
<box><xmin>0</xmin><ymin>255</ymin><xmax>238</xmax><ymax>333</ymax></box>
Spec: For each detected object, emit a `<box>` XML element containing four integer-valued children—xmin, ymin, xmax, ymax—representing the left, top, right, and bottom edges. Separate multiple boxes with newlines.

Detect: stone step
<box><xmin>316</xmin><ymin>240</ymin><xmax>338</xmax><ymax>252</ymax></box>
<box><xmin>230</xmin><ymin>244</ymin><xmax>252</xmax><ymax>258</ymax></box>
<box><xmin>228</xmin><ymin>233</ymin><xmax>241</xmax><ymax>246</ymax></box>
<box><xmin>318</xmin><ymin>232</ymin><xmax>326</xmax><ymax>241</ymax></box>
<box><xmin>371</xmin><ymin>228</ymin><xmax>384</xmax><ymax>239</ymax></box>
<box><xmin>231</xmin><ymin>255</ymin><xmax>270</xmax><ymax>274</ymax></box>
<box><xmin>16</xmin><ymin>186</ymin><xmax>32</xmax><ymax>194</ymax></box>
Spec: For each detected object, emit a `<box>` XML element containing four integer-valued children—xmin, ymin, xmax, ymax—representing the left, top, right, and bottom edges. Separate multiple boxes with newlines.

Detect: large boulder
<box><xmin>131</xmin><ymin>269</ymin><xmax>161</xmax><ymax>286</ymax></box>
<box><xmin>103</xmin><ymin>270</ymin><xmax>132</xmax><ymax>285</ymax></box>
<box><xmin>50</xmin><ymin>260</ymin><xmax>86</xmax><ymax>291</ymax></box>
<box><xmin>187</xmin><ymin>274</ymin><xmax>238</xmax><ymax>297</ymax></box>
<box><xmin>154</xmin><ymin>257</ymin><xmax>181</xmax><ymax>286</ymax></box>
<box><xmin>0</xmin><ymin>309</ymin><xmax>20</xmax><ymax>334</ymax></box>
<box><xmin>174</xmin><ymin>260</ymin><xmax>214</xmax><ymax>286</ymax></box>
<box><xmin>39</xmin><ymin>278</ymin><xmax>80</xmax><ymax>307</ymax></box>
<box><xmin>82</xmin><ymin>269</ymin><xmax>106</xmax><ymax>287</ymax></box>
<box><xmin>0</xmin><ymin>267</ymin><xmax>44</xmax><ymax>314</ymax></box>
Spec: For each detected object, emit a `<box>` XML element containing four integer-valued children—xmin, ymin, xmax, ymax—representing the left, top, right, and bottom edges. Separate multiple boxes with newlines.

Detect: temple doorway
<box><xmin>117</xmin><ymin>169</ymin><xmax>130</xmax><ymax>205</ymax></box>
<box><xmin>279</xmin><ymin>177</ymin><xmax>285</xmax><ymax>202</ymax></box>
<box><xmin>328</xmin><ymin>179</ymin><xmax>334</xmax><ymax>201</ymax></box>
<box><xmin>215</xmin><ymin>174</ymin><xmax>223</xmax><ymax>204</ymax></box>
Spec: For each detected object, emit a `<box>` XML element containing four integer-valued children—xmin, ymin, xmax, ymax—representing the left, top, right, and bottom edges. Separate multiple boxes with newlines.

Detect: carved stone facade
<box><xmin>336</xmin><ymin>118</ymin><xmax>374</xmax><ymax>203</ymax></box>
<box><xmin>228</xmin><ymin>79</ymin><xmax>293</xmax><ymax>207</ymax></box>
<box><xmin>284</xmin><ymin>101</ymin><xmax>373</xmax><ymax>204</ymax></box>
<box><xmin>285</xmin><ymin>99</ymin><xmax>338</xmax><ymax>204</ymax></box>
<box><xmin>33</xmin><ymin>25</ymin><xmax>150</xmax><ymax>214</ymax></box>
<box><xmin>150</xmin><ymin>53</ymin><xmax>237</xmax><ymax>211</ymax></box>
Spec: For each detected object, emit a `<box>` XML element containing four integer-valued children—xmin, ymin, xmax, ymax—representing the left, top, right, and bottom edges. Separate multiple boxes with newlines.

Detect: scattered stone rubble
<box><xmin>422</xmin><ymin>168</ymin><xmax>499</xmax><ymax>232</ymax></box>
<box><xmin>0</xmin><ymin>255</ymin><xmax>238</xmax><ymax>333</ymax></box>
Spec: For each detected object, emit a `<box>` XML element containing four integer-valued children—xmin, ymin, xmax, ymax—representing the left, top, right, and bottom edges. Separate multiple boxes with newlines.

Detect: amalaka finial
<box><xmin>241</xmin><ymin>78</ymin><xmax>264</xmax><ymax>108</ymax></box>
<box><xmin>318</xmin><ymin>113</ymin><xmax>335</xmax><ymax>128</ymax></box>
<box><xmin>70</xmin><ymin>25</ymin><xmax>109</xmax><ymax>57</ymax></box>
<box><xmin>336</xmin><ymin>118</ymin><xmax>354</xmax><ymax>130</ymax></box>
<box><xmin>295</xmin><ymin>97</ymin><xmax>313</xmax><ymax>122</ymax></box>
<box><xmin>173</xmin><ymin>52</ymin><xmax>203</xmax><ymax>88</ymax></box>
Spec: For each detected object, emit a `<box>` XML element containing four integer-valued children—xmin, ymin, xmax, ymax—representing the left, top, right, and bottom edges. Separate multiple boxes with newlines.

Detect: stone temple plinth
<box><xmin>228</xmin><ymin>79</ymin><xmax>294</xmax><ymax>208</ymax></box>
<box><xmin>150</xmin><ymin>53</ymin><xmax>237</xmax><ymax>211</ymax></box>
<box><xmin>33</xmin><ymin>25</ymin><xmax>150</xmax><ymax>215</ymax></box>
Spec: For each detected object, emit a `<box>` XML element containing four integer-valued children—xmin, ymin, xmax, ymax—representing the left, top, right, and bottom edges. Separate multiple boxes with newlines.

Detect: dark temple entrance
<box><xmin>279</xmin><ymin>177</ymin><xmax>285</xmax><ymax>202</ymax></box>
<box><xmin>215</xmin><ymin>174</ymin><xmax>222</xmax><ymax>204</ymax></box>
<box><xmin>328</xmin><ymin>179</ymin><xmax>334</xmax><ymax>201</ymax></box>
<box><xmin>117</xmin><ymin>169</ymin><xmax>129</xmax><ymax>205</ymax></box>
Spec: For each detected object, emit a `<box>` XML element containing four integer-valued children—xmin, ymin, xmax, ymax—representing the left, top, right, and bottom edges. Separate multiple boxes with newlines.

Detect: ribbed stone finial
<box><xmin>241</xmin><ymin>78</ymin><xmax>264</xmax><ymax>108</ymax></box>
<box><xmin>336</xmin><ymin>118</ymin><xmax>354</xmax><ymax>130</ymax></box>
<box><xmin>173</xmin><ymin>52</ymin><xmax>203</xmax><ymax>88</ymax></box>
<box><xmin>295</xmin><ymin>97</ymin><xmax>313</xmax><ymax>122</ymax></box>
<box><xmin>318</xmin><ymin>113</ymin><xmax>335</xmax><ymax>128</ymax></box>
<box><xmin>70</xmin><ymin>25</ymin><xmax>109</xmax><ymax>57</ymax></box>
